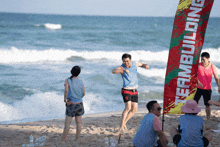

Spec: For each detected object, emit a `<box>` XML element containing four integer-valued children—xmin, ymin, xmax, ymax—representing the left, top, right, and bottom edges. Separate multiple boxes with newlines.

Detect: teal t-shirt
<box><xmin>121</xmin><ymin>61</ymin><xmax>138</xmax><ymax>88</ymax></box>
<box><xmin>67</xmin><ymin>78</ymin><xmax>83</xmax><ymax>103</ymax></box>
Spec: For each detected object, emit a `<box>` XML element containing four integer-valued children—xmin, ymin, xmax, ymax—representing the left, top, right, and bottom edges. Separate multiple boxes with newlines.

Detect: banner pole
<box><xmin>162</xmin><ymin>110</ymin><xmax>165</xmax><ymax>131</ymax></box>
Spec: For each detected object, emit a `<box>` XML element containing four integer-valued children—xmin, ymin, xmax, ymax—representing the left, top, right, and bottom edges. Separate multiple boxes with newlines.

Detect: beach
<box><xmin>0</xmin><ymin>13</ymin><xmax>220</xmax><ymax>147</ymax></box>
<box><xmin>1</xmin><ymin>13</ymin><xmax>220</xmax><ymax>125</ymax></box>
<box><xmin>1</xmin><ymin>101</ymin><xmax>220</xmax><ymax>147</ymax></box>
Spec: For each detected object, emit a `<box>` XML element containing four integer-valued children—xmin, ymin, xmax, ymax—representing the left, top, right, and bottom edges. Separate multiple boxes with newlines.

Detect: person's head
<box><xmin>146</xmin><ymin>100</ymin><xmax>162</xmax><ymax>117</ymax></box>
<box><xmin>70</xmin><ymin>66</ymin><xmax>81</xmax><ymax>78</ymax></box>
<box><xmin>201</xmin><ymin>52</ymin><xmax>210</xmax><ymax>65</ymax></box>
<box><xmin>122</xmin><ymin>53</ymin><xmax>131</xmax><ymax>68</ymax></box>
<box><xmin>181</xmin><ymin>99</ymin><xmax>201</xmax><ymax>115</ymax></box>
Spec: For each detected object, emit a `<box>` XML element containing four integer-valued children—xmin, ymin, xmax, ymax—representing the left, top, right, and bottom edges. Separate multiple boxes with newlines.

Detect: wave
<box><xmin>44</xmin><ymin>23</ymin><xmax>62</xmax><ymax>30</ymax></box>
<box><xmin>0</xmin><ymin>47</ymin><xmax>220</xmax><ymax>64</ymax></box>
<box><xmin>0</xmin><ymin>91</ymin><xmax>124</xmax><ymax>124</ymax></box>
<box><xmin>0</xmin><ymin>92</ymin><xmax>64</xmax><ymax>124</ymax></box>
<box><xmin>34</xmin><ymin>23</ymin><xmax>62</xmax><ymax>30</ymax></box>
<box><xmin>138</xmin><ymin>68</ymin><xmax>166</xmax><ymax>79</ymax></box>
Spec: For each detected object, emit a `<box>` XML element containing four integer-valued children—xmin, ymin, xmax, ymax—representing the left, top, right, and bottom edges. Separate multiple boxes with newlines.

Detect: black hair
<box><xmin>185</xmin><ymin>113</ymin><xmax>198</xmax><ymax>115</ymax></box>
<box><xmin>122</xmin><ymin>53</ymin><xmax>131</xmax><ymax>60</ymax></box>
<box><xmin>201</xmin><ymin>52</ymin><xmax>210</xmax><ymax>58</ymax></box>
<box><xmin>70</xmin><ymin>66</ymin><xmax>81</xmax><ymax>78</ymax></box>
<box><xmin>146</xmin><ymin>100</ymin><xmax>157</xmax><ymax>112</ymax></box>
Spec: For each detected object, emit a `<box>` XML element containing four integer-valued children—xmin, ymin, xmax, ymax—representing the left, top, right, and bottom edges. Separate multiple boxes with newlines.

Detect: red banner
<box><xmin>163</xmin><ymin>0</ymin><xmax>214</xmax><ymax>114</ymax></box>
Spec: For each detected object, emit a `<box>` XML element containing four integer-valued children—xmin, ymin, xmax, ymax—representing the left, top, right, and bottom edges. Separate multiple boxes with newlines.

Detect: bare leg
<box><xmin>75</xmin><ymin>116</ymin><xmax>82</xmax><ymax>140</ymax></box>
<box><xmin>121</xmin><ymin>101</ymin><xmax>131</xmax><ymax>130</ymax></box>
<box><xmin>123</xmin><ymin>102</ymin><xmax>138</xmax><ymax>126</ymax></box>
<box><xmin>204</xmin><ymin>132</ymin><xmax>212</xmax><ymax>142</ymax></box>
<box><xmin>170</xmin><ymin>126</ymin><xmax>178</xmax><ymax>138</ymax></box>
<box><xmin>205</xmin><ymin>106</ymin><xmax>211</xmax><ymax>120</ymax></box>
<box><xmin>62</xmin><ymin>115</ymin><xmax>73</xmax><ymax>142</ymax></box>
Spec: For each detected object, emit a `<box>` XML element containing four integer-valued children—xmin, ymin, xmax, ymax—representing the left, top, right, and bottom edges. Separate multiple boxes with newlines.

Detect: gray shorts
<box><xmin>65</xmin><ymin>102</ymin><xmax>84</xmax><ymax>117</ymax></box>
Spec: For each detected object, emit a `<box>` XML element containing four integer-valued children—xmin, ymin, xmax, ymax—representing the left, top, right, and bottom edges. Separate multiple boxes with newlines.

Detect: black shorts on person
<box><xmin>173</xmin><ymin>134</ymin><xmax>209</xmax><ymax>147</ymax></box>
<box><xmin>194</xmin><ymin>88</ymin><xmax>212</xmax><ymax>106</ymax></box>
<box><xmin>65</xmin><ymin>102</ymin><xmax>84</xmax><ymax>117</ymax></box>
<box><xmin>121</xmin><ymin>88</ymin><xmax>138</xmax><ymax>103</ymax></box>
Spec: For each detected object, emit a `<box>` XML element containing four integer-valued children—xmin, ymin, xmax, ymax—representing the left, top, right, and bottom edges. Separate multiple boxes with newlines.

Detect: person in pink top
<box><xmin>194</xmin><ymin>52</ymin><xmax>219</xmax><ymax>120</ymax></box>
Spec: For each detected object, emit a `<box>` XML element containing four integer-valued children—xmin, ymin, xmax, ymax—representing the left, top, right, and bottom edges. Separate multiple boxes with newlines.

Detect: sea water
<box><xmin>0</xmin><ymin>12</ymin><xmax>219</xmax><ymax>124</ymax></box>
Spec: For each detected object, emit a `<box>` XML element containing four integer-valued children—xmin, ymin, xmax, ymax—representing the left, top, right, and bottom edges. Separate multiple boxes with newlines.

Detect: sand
<box><xmin>0</xmin><ymin>103</ymin><xmax>220</xmax><ymax>147</ymax></box>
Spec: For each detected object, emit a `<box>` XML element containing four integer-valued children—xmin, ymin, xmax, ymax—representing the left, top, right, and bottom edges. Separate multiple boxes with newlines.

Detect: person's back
<box><xmin>133</xmin><ymin>114</ymin><xmax>158</xmax><ymax>147</ymax></box>
<box><xmin>67</xmin><ymin>78</ymin><xmax>83</xmax><ymax>103</ymax></box>
<box><xmin>178</xmin><ymin>114</ymin><xmax>203</xmax><ymax>147</ymax></box>
<box><xmin>171</xmin><ymin>100</ymin><xmax>212</xmax><ymax>147</ymax></box>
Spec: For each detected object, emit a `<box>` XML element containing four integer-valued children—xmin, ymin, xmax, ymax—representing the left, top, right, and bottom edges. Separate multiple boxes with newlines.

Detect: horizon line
<box><xmin>1</xmin><ymin>11</ymin><xmax>219</xmax><ymax>18</ymax></box>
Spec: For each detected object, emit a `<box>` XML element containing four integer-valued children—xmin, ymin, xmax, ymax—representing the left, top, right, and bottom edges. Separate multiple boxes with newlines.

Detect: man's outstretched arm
<box><xmin>112</xmin><ymin>66</ymin><xmax>124</xmax><ymax>74</ymax></box>
<box><xmin>136</xmin><ymin>62</ymin><xmax>149</xmax><ymax>69</ymax></box>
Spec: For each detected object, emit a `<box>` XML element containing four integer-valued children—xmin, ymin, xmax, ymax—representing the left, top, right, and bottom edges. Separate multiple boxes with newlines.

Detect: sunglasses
<box><xmin>157</xmin><ymin>107</ymin><xmax>162</xmax><ymax>111</ymax></box>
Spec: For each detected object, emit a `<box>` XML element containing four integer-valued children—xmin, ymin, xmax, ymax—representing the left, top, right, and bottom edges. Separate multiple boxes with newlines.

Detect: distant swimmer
<box><xmin>112</xmin><ymin>53</ymin><xmax>149</xmax><ymax>130</ymax></box>
<box><xmin>194</xmin><ymin>52</ymin><xmax>219</xmax><ymax>120</ymax></box>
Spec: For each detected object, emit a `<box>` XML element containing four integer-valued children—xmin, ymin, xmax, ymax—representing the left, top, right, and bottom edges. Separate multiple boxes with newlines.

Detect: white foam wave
<box><xmin>1</xmin><ymin>47</ymin><xmax>220</xmax><ymax>64</ymax></box>
<box><xmin>44</xmin><ymin>23</ymin><xmax>62</xmax><ymax>30</ymax></box>
<box><xmin>0</xmin><ymin>92</ymin><xmax>65</xmax><ymax>123</ymax></box>
<box><xmin>0</xmin><ymin>91</ymin><xmax>123</xmax><ymax>124</ymax></box>
<box><xmin>138</xmin><ymin>68</ymin><xmax>166</xmax><ymax>79</ymax></box>
<box><xmin>202</xmin><ymin>48</ymin><xmax>220</xmax><ymax>63</ymax></box>
<box><xmin>0</xmin><ymin>47</ymin><xmax>169</xmax><ymax>64</ymax></box>
<box><xmin>0</xmin><ymin>47</ymin><xmax>68</xmax><ymax>63</ymax></box>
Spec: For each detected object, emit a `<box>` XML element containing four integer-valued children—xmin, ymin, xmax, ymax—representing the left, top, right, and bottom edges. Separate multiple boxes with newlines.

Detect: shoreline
<box><xmin>1</xmin><ymin>94</ymin><xmax>219</xmax><ymax>125</ymax></box>
<box><xmin>0</xmin><ymin>101</ymin><xmax>219</xmax><ymax>146</ymax></box>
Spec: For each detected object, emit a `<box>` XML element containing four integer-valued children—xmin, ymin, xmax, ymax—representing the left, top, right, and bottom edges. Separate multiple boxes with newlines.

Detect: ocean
<box><xmin>0</xmin><ymin>12</ymin><xmax>219</xmax><ymax>124</ymax></box>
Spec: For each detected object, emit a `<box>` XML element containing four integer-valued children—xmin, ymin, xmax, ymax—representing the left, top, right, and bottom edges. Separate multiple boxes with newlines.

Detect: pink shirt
<box><xmin>150</xmin><ymin>113</ymin><xmax>162</xmax><ymax>131</ymax></box>
<box><xmin>198</xmin><ymin>63</ymin><xmax>214</xmax><ymax>90</ymax></box>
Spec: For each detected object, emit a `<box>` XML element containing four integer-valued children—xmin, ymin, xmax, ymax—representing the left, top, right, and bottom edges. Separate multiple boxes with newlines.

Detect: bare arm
<box><xmin>64</xmin><ymin>80</ymin><xmax>69</xmax><ymax>103</ymax></box>
<box><xmin>156</xmin><ymin>130</ymin><xmax>168</xmax><ymax>147</ymax></box>
<box><xmin>208</xmin><ymin>98</ymin><xmax>220</xmax><ymax>106</ymax></box>
<box><xmin>112</xmin><ymin>66</ymin><xmax>129</xmax><ymax>74</ymax></box>
<box><xmin>64</xmin><ymin>79</ymin><xmax>72</xmax><ymax>106</ymax></box>
<box><xmin>153</xmin><ymin>117</ymin><xmax>168</xmax><ymax>147</ymax></box>
<box><xmin>112</xmin><ymin>66</ymin><xmax>123</xmax><ymax>74</ymax></box>
<box><xmin>136</xmin><ymin>62</ymin><xmax>149</xmax><ymax>69</ymax></box>
<box><xmin>213</xmin><ymin>65</ymin><xmax>219</xmax><ymax>87</ymax></box>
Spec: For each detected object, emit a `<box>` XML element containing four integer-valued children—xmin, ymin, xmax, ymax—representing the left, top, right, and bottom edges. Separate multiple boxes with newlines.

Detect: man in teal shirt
<box><xmin>112</xmin><ymin>53</ymin><xmax>149</xmax><ymax>131</ymax></box>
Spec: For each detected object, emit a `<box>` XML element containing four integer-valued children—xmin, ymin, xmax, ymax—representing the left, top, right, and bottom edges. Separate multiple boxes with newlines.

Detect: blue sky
<box><xmin>0</xmin><ymin>0</ymin><xmax>219</xmax><ymax>17</ymax></box>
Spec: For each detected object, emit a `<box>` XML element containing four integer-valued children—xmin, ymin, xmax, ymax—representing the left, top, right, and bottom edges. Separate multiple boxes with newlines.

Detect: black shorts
<box><xmin>173</xmin><ymin>134</ymin><xmax>209</xmax><ymax>147</ymax></box>
<box><xmin>65</xmin><ymin>102</ymin><xmax>84</xmax><ymax>117</ymax></box>
<box><xmin>194</xmin><ymin>88</ymin><xmax>212</xmax><ymax>106</ymax></box>
<box><xmin>121</xmin><ymin>88</ymin><xmax>138</xmax><ymax>103</ymax></box>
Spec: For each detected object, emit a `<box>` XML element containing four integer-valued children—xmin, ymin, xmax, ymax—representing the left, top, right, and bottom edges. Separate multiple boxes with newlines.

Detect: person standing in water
<box><xmin>62</xmin><ymin>66</ymin><xmax>85</xmax><ymax>142</ymax></box>
<box><xmin>112</xmin><ymin>53</ymin><xmax>149</xmax><ymax>130</ymax></box>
